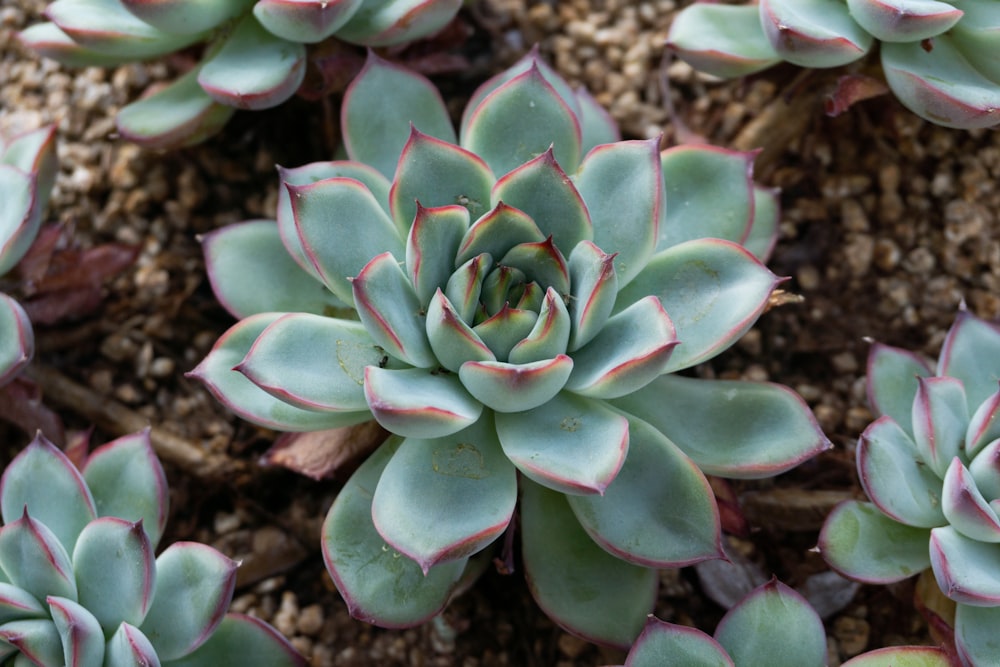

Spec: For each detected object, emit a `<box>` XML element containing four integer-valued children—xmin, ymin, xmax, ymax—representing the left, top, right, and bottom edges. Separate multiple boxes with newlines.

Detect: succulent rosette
<box><xmin>0</xmin><ymin>126</ymin><xmax>56</xmax><ymax>388</ymax></box>
<box><xmin>191</xmin><ymin>49</ymin><xmax>829</xmax><ymax>645</ymax></box>
<box><xmin>667</xmin><ymin>0</ymin><xmax>1000</xmax><ymax>129</ymax></box>
<box><xmin>19</xmin><ymin>0</ymin><xmax>462</xmax><ymax>148</ymax></box>
<box><xmin>0</xmin><ymin>430</ymin><xmax>304</xmax><ymax>666</ymax></box>
<box><xmin>621</xmin><ymin>579</ymin><xmax>949</xmax><ymax>667</ymax></box>
<box><xmin>820</xmin><ymin>311</ymin><xmax>1000</xmax><ymax>665</ymax></box>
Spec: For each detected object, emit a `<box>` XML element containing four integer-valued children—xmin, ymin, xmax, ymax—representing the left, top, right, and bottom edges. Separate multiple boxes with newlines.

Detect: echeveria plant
<box><xmin>0</xmin><ymin>125</ymin><xmax>56</xmax><ymax>387</ymax></box>
<box><xmin>667</xmin><ymin>0</ymin><xmax>1000</xmax><ymax>129</ymax></box>
<box><xmin>820</xmin><ymin>310</ymin><xmax>1000</xmax><ymax>665</ymax></box>
<box><xmin>191</xmin><ymin>49</ymin><xmax>829</xmax><ymax>646</ymax></box>
<box><xmin>621</xmin><ymin>579</ymin><xmax>949</xmax><ymax>667</ymax></box>
<box><xmin>0</xmin><ymin>431</ymin><xmax>305</xmax><ymax>666</ymax></box>
<box><xmin>19</xmin><ymin>0</ymin><xmax>462</xmax><ymax>147</ymax></box>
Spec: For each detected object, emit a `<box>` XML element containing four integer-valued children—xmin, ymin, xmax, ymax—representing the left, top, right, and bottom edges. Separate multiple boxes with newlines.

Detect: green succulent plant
<box><xmin>190</xmin><ymin>48</ymin><xmax>830</xmax><ymax>645</ymax></box>
<box><xmin>820</xmin><ymin>310</ymin><xmax>1000</xmax><ymax>665</ymax></box>
<box><xmin>667</xmin><ymin>0</ymin><xmax>1000</xmax><ymax>129</ymax></box>
<box><xmin>0</xmin><ymin>125</ymin><xmax>57</xmax><ymax>388</ymax></box>
<box><xmin>0</xmin><ymin>430</ymin><xmax>305</xmax><ymax>667</ymax></box>
<box><xmin>621</xmin><ymin>579</ymin><xmax>950</xmax><ymax>667</ymax></box>
<box><xmin>19</xmin><ymin>0</ymin><xmax>462</xmax><ymax>148</ymax></box>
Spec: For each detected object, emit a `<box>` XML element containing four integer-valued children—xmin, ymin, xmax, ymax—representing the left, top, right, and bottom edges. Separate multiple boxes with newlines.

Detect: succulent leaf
<box><xmin>911</xmin><ymin>376</ymin><xmax>969</xmax><ymax>477</ymax></box>
<box><xmin>389</xmin><ymin>128</ymin><xmax>494</xmax><ymax>234</ymax></box>
<box><xmin>162</xmin><ymin>613</ymin><xmax>306</xmax><ymax>667</ymax></box>
<box><xmin>0</xmin><ymin>510</ymin><xmax>77</xmax><ymax>603</ymax></box>
<box><xmin>713</xmin><ymin>580</ymin><xmax>827</xmax><ymax>667</ymax></box>
<box><xmin>968</xmin><ymin>438</ymin><xmax>1000</xmax><ymax>500</ymax></box>
<box><xmin>858</xmin><ymin>416</ymin><xmax>946</xmax><ymax>528</ymax></box>
<box><xmin>370</xmin><ymin>417</ymin><xmax>516</xmax><ymax>573</ymax></box>
<box><xmin>1</xmin><ymin>125</ymin><xmax>57</xmax><ymax>214</ymax></box>
<box><xmin>819</xmin><ymin>500</ymin><xmax>931</xmax><ymax>583</ymax></box>
<box><xmin>237</xmin><ymin>313</ymin><xmax>379</xmax><ymax>413</ymax></box>
<box><xmin>841</xmin><ymin>645</ymin><xmax>951</xmax><ymax>667</ymax></box>
<box><xmin>115</xmin><ymin>67</ymin><xmax>235</xmax><ymax>150</ymax></box>
<box><xmin>0</xmin><ymin>434</ymin><xmax>97</xmax><ymax>555</ymax></box>
<box><xmin>567</xmin><ymin>414</ymin><xmax>722</xmax><ymax>567</ymax></box>
<box><xmin>105</xmin><ymin>623</ymin><xmax>161</xmax><ymax>667</ymax></box>
<box><xmin>203</xmin><ymin>220</ymin><xmax>340</xmax><ymax>319</ymax></box>
<box><xmin>658</xmin><ymin>145</ymin><xmax>756</xmax><ymax>251</ymax></box>
<box><xmin>0</xmin><ymin>164</ymin><xmax>38</xmax><ymax>277</ymax></box>
<box><xmin>666</xmin><ymin>3</ymin><xmax>782</xmax><ymax>79</ymax></box>
<box><xmin>17</xmin><ymin>23</ymin><xmax>131</xmax><ymax>67</ymax></box>
<box><xmin>46</xmin><ymin>0</ymin><xmax>203</xmax><ymax>58</ymax></box>
<box><xmin>364</xmin><ymin>366</ymin><xmax>482</xmax><ymax>438</ymax></box>
<box><xmin>459</xmin><ymin>355</ymin><xmax>574</xmax><ymax>413</ymax></box>
<box><xmin>489</xmin><ymin>148</ymin><xmax>592</xmax><ymax>252</ymax></box>
<box><xmin>462</xmin><ymin>65</ymin><xmax>582</xmax><ymax>178</ymax></box>
<box><xmin>353</xmin><ymin>252</ymin><xmax>436</xmax><ymax>368</ymax></box>
<box><xmin>574</xmin><ymin>87</ymin><xmax>620</xmax><ymax>154</ymax></box>
<box><xmin>334</xmin><ymin>0</ymin><xmax>462</xmax><ymax>47</ymax></box>
<box><xmin>188</xmin><ymin>313</ymin><xmax>372</xmax><ymax>431</ymax></box>
<box><xmin>509</xmin><ymin>288</ymin><xmax>571</xmax><ymax>364</ymax></box>
<box><xmin>121</xmin><ymin>0</ymin><xmax>254</xmax><ymax>34</ymax></box>
<box><xmin>495</xmin><ymin>391</ymin><xmax>628</xmax><ymax>495</ymax></box>
<box><xmin>405</xmin><ymin>204</ymin><xmax>469</xmax><ymax>307</ymax></box>
<box><xmin>966</xmin><ymin>387</ymin><xmax>1000</xmax><ymax>458</ymax></box>
<box><xmin>866</xmin><ymin>342</ymin><xmax>933</xmax><ymax>435</ymax></box>
<box><xmin>342</xmin><ymin>52</ymin><xmax>455</xmax><ymax>179</ymax></box>
<box><xmin>455</xmin><ymin>203</ymin><xmax>543</xmax><ymax>267</ymax></box>
<box><xmin>0</xmin><ymin>295</ymin><xmax>33</xmax><ymax>388</ymax></box>
<box><xmin>47</xmin><ymin>595</ymin><xmax>105</xmax><ymax>667</ymax></box>
<box><xmin>424</xmin><ymin>288</ymin><xmax>495</xmax><ymax>372</ymax></box>
<box><xmin>0</xmin><ymin>583</ymin><xmax>46</xmax><ymax>624</ymax></box>
<box><xmin>618</xmin><ymin>239</ymin><xmax>778</xmax><ymax>373</ymax></box>
<box><xmin>520</xmin><ymin>480</ymin><xmax>657</xmax><ymax>648</ymax></box>
<box><xmin>0</xmin><ymin>618</ymin><xmax>63</xmax><ymax>667</ymax></box>
<box><xmin>321</xmin><ymin>438</ymin><xmax>468</xmax><ymax>627</ymax></box>
<box><xmin>759</xmin><ymin>0</ymin><xmax>874</xmax><ymax>68</ymax></box>
<box><xmin>288</xmin><ymin>177</ymin><xmax>403</xmax><ymax>304</ymax></box>
<box><xmin>140</xmin><ymin>543</ymin><xmax>236</xmax><ymax>660</ymax></box>
<box><xmin>929</xmin><ymin>525</ymin><xmax>1000</xmax><ymax>605</ymax></box>
<box><xmin>938</xmin><ymin>310</ymin><xmax>1000</xmax><ymax>411</ymax></box>
<box><xmin>942</xmin><ymin>457</ymin><xmax>1000</xmax><ymax>543</ymax></box>
<box><xmin>846</xmin><ymin>0</ymin><xmax>963</xmax><ymax>42</ymax></box>
<box><xmin>954</xmin><ymin>603</ymin><xmax>1000</xmax><ymax>667</ymax></box>
<box><xmin>565</xmin><ymin>242</ymin><xmax>617</xmax><ymax>352</ymax></box>
<box><xmin>253</xmin><ymin>0</ymin><xmax>363</xmax><ymax>43</ymax></box>
<box><xmin>744</xmin><ymin>185</ymin><xmax>780</xmax><ymax>262</ymax></box>
<box><xmin>624</xmin><ymin>617</ymin><xmax>733</xmax><ymax>667</ymax></box>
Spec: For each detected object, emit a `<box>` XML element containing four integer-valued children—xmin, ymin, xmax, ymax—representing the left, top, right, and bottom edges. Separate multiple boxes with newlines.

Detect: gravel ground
<box><xmin>3</xmin><ymin>0</ymin><xmax>999</xmax><ymax>664</ymax></box>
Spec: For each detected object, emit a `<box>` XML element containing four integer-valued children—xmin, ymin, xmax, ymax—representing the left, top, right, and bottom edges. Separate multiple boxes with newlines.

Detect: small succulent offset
<box><xmin>0</xmin><ymin>126</ymin><xmax>56</xmax><ymax>388</ymax></box>
<box><xmin>0</xmin><ymin>430</ymin><xmax>305</xmax><ymax>666</ymax></box>
<box><xmin>667</xmin><ymin>0</ymin><xmax>1000</xmax><ymax>129</ymax></box>
<box><xmin>19</xmin><ymin>0</ymin><xmax>462</xmax><ymax>148</ymax></box>
<box><xmin>621</xmin><ymin>579</ymin><xmax>950</xmax><ymax>667</ymax></box>
<box><xmin>191</xmin><ymin>49</ymin><xmax>829</xmax><ymax>645</ymax></box>
<box><xmin>820</xmin><ymin>310</ymin><xmax>1000</xmax><ymax>665</ymax></box>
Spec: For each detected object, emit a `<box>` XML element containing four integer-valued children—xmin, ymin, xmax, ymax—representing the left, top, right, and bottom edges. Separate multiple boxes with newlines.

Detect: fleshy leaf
<box><xmin>566</xmin><ymin>241</ymin><xmax>617</xmax><ymax>352</ymax></box>
<box><xmin>237</xmin><ymin>313</ymin><xmax>378</xmax><ymax>413</ymax></box>
<box><xmin>619</xmin><ymin>239</ymin><xmax>778</xmax><ymax>372</ymax></box>
<box><xmin>406</xmin><ymin>204</ymin><xmax>469</xmax><ymax>307</ymax></box>
<box><xmin>121</xmin><ymin>0</ymin><xmax>253</xmax><ymax>34</ymax></box>
<box><xmin>389</xmin><ymin>128</ymin><xmax>494</xmax><ymax>234</ymax></box>
<box><xmin>1</xmin><ymin>433</ymin><xmax>96</xmax><ymax>554</ymax></box>
<box><xmin>202</xmin><ymin>220</ymin><xmax>338</xmax><ymax>319</ymax></box>
<box><xmin>846</xmin><ymin>0</ymin><xmax>963</xmax><ymax>42</ymax></box>
<box><xmin>942</xmin><ymin>457</ymin><xmax>1000</xmax><ymax>542</ymax></box>
<box><xmin>938</xmin><ymin>311</ymin><xmax>1000</xmax><ymax>411</ymax></box>
<box><xmin>842</xmin><ymin>645</ymin><xmax>951</xmax><ymax>667</ymax></box>
<box><xmin>424</xmin><ymin>288</ymin><xmax>495</xmax><ymax>372</ymax></box>
<box><xmin>625</xmin><ymin>617</ymin><xmax>733</xmax><ymax>667</ymax></box>
<box><xmin>930</xmin><ymin>525</ymin><xmax>1000</xmax><ymax>605</ymax></box>
<box><xmin>613</xmin><ymin>374</ymin><xmax>830</xmax><ymax>478</ymax></box>
<box><xmin>47</xmin><ymin>595</ymin><xmax>105</xmax><ymax>667</ymax></box>
<box><xmin>495</xmin><ymin>391</ymin><xmax>628</xmax><ymax>495</ymax></box>
<box><xmin>115</xmin><ymin>67</ymin><xmax>235</xmax><ymax>150</ymax></box>
<box><xmin>858</xmin><ymin>416</ymin><xmax>945</xmax><ymax>528</ymax></box>
<box><xmin>575</xmin><ymin>87</ymin><xmax>620</xmax><ymax>154</ymax></box>
<box><xmin>0</xmin><ymin>164</ymin><xmax>38</xmax><ymax>277</ymax></box>
<box><xmin>819</xmin><ymin>500</ymin><xmax>931</xmax><ymax>583</ymax></box>
<box><xmin>520</xmin><ymin>480</ymin><xmax>657</xmax><ymax>648</ymax></box>
<box><xmin>759</xmin><ymin>0</ymin><xmax>874</xmax><ymax>68</ymax></box>
<box><xmin>0</xmin><ymin>510</ymin><xmax>77</xmax><ymax>602</ymax></box>
<box><xmin>969</xmin><ymin>438</ymin><xmax>1000</xmax><ymax>500</ymax></box>
<box><xmin>0</xmin><ymin>582</ymin><xmax>46</xmax><ymax>623</ymax></box>
<box><xmin>565</xmin><ymin>296</ymin><xmax>677</xmax><ymax>399</ymax></box>
<box><xmin>321</xmin><ymin>437</ymin><xmax>468</xmax><ymax>627</ymax></box>
<box><xmin>106</xmin><ymin>623</ymin><xmax>160</xmax><ymax>667</ymax></box>
<box><xmin>198</xmin><ymin>14</ymin><xmax>305</xmax><ymax>110</ymax></box>
<box><xmin>72</xmin><ymin>518</ymin><xmax>154</xmax><ymax>633</ymax></box>
<box><xmin>498</xmin><ymin>237</ymin><xmax>570</xmax><ymax>299</ymax></box>
<box><xmin>459</xmin><ymin>355</ymin><xmax>574</xmax><ymax>413</ymax></box>
<box><xmin>744</xmin><ymin>185</ymin><xmax>780</xmax><ymax>262</ymax></box>
<box><xmin>364</xmin><ymin>367</ymin><xmax>482</xmax><ymax>438</ymax></box>
<box><xmin>371</xmin><ymin>416</ymin><xmax>516</xmax><ymax>573</ymax></box>
<box><xmin>163</xmin><ymin>613</ymin><xmax>306</xmax><ymax>667</ymax></box>
<box><xmin>472</xmin><ymin>306</ymin><xmax>537</xmax><ymax>361</ymax></box>
<box><xmin>1</xmin><ymin>125</ymin><xmax>56</xmax><ymax>209</ymax></box>
<box><xmin>658</xmin><ymin>145</ymin><xmax>756</xmax><ymax>251</ymax></box>
<box><xmin>0</xmin><ymin>295</ymin><xmax>33</xmax><ymax>388</ymax></box>
<box><xmin>353</xmin><ymin>252</ymin><xmax>435</xmax><ymax>368</ymax></box>
<box><xmin>574</xmin><ymin>138</ymin><xmax>661</xmax><ymax>286</ymax></box>
<box><xmin>0</xmin><ymin>618</ymin><xmax>63</xmax><ymax>667</ymax></box>
<box><xmin>334</xmin><ymin>0</ymin><xmax>462</xmax><ymax>47</ymax></box>
<box><xmin>666</xmin><ymin>3</ymin><xmax>782</xmax><ymax>79</ymax></box>
<box><xmin>17</xmin><ymin>22</ymin><xmax>132</xmax><ymax>67</ymax></box>
<box><xmin>253</xmin><ymin>0</ymin><xmax>362</xmax><ymax>43</ymax></box>
<box><xmin>489</xmin><ymin>148</ymin><xmax>592</xmax><ymax>251</ymax></box>
<box><xmin>714</xmin><ymin>580</ymin><xmax>827</xmax><ymax>667</ymax></box>
<box><xmin>866</xmin><ymin>342</ymin><xmax>933</xmax><ymax>434</ymax></box>
<box><xmin>509</xmin><ymin>288</ymin><xmax>571</xmax><ymax>365</ymax></box>
<box><xmin>911</xmin><ymin>376</ymin><xmax>968</xmax><ymax>477</ymax></box>
<box><xmin>966</xmin><ymin>387</ymin><xmax>1000</xmax><ymax>458</ymax></box>
<box><xmin>140</xmin><ymin>543</ymin><xmax>237</xmax><ymax>660</ymax></box>
<box><xmin>188</xmin><ymin>313</ymin><xmax>372</xmax><ymax>432</ymax></box>
<box><xmin>46</xmin><ymin>0</ymin><xmax>202</xmax><ymax>58</ymax></box>
<box><xmin>455</xmin><ymin>203</ymin><xmax>544</xmax><ymax>267</ymax></box>
<box><xmin>462</xmin><ymin>64</ymin><xmax>582</xmax><ymax>177</ymax></box>
<box><xmin>568</xmin><ymin>414</ymin><xmax>722</xmax><ymax>567</ymax></box>
<box><xmin>955</xmin><ymin>604</ymin><xmax>1000</xmax><ymax>667</ymax></box>
<box><xmin>342</xmin><ymin>52</ymin><xmax>455</xmax><ymax>179</ymax></box>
